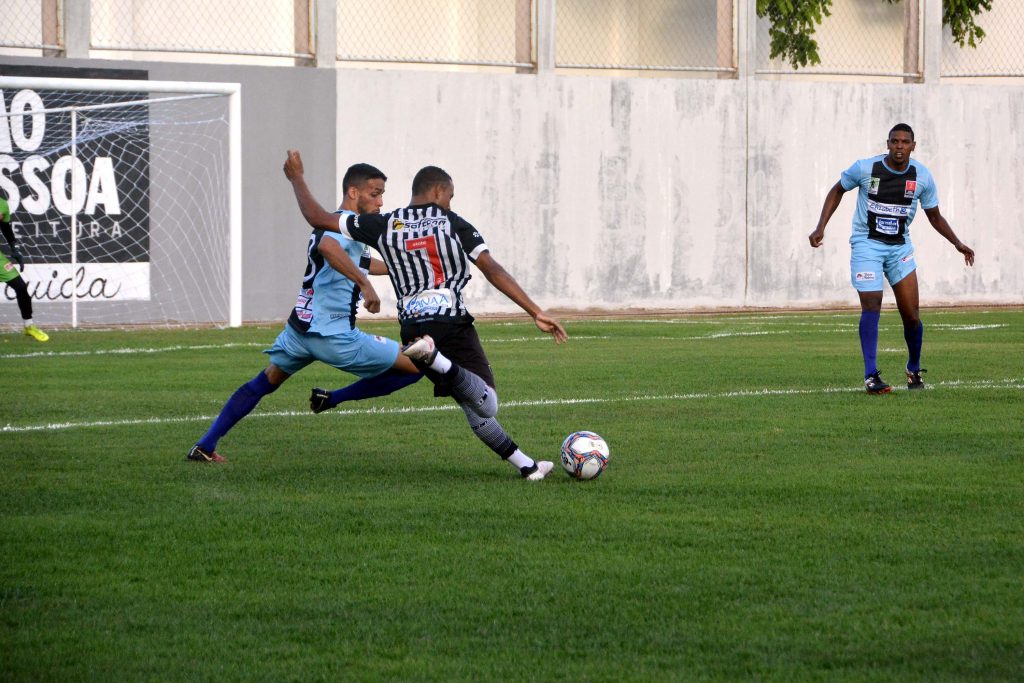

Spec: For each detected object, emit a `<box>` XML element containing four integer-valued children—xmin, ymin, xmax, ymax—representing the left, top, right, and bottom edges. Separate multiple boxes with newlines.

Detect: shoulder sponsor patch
<box><xmin>904</xmin><ymin>180</ymin><xmax>917</xmax><ymax>198</ymax></box>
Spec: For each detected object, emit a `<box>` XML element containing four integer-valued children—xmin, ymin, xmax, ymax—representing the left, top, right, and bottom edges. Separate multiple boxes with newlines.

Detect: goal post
<box><xmin>0</xmin><ymin>76</ymin><xmax>242</xmax><ymax>328</ymax></box>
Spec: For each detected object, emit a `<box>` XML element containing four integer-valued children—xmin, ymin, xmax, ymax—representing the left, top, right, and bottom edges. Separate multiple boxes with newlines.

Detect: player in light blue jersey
<box><xmin>809</xmin><ymin>123</ymin><xmax>974</xmax><ymax>393</ymax></box>
<box><xmin>187</xmin><ymin>163</ymin><xmax>421</xmax><ymax>463</ymax></box>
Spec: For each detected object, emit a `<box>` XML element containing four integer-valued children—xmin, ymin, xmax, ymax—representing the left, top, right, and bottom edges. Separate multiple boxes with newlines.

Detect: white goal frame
<box><xmin>0</xmin><ymin>76</ymin><xmax>242</xmax><ymax>327</ymax></box>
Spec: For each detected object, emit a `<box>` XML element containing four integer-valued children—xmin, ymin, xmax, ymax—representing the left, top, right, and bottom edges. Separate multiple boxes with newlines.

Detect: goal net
<box><xmin>0</xmin><ymin>76</ymin><xmax>240</xmax><ymax>328</ymax></box>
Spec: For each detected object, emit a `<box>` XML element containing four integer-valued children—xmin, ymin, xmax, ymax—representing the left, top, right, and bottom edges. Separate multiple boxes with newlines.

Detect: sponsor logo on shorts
<box><xmin>869</xmin><ymin>177</ymin><xmax>880</xmax><ymax>195</ymax></box>
<box><xmin>904</xmin><ymin>180</ymin><xmax>917</xmax><ymax>198</ymax></box>
<box><xmin>855</xmin><ymin>271</ymin><xmax>877</xmax><ymax>281</ymax></box>
<box><xmin>901</xmin><ymin>251</ymin><xmax>915</xmax><ymax>263</ymax></box>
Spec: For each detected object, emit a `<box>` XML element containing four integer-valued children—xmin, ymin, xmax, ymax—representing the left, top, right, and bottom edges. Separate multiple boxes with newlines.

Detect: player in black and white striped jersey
<box><xmin>284</xmin><ymin>151</ymin><xmax>568</xmax><ymax>481</ymax></box>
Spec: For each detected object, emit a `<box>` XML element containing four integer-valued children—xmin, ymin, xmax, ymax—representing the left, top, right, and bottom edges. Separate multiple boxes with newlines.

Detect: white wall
<box><xmin>337</xmin><ymin>69</ymin><xmax>1023</xmax><ymax>315</ymax></box>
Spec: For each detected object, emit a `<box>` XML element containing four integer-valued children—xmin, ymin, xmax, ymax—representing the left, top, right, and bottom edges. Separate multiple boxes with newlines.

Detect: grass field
<box><xmin>2</xmin><ymin>308</ymin><xmax>1023</xmax><ymax>681</ymax></box>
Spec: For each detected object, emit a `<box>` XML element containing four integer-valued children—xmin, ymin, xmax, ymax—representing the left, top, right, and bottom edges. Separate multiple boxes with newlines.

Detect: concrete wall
<box><xmin>336</xmin><ymin>69</ymin><xmax>1023</xmax><ymax>318</ymax></box>
<box><xmin>3</xmin><ymin>55</ymin><xmax>1021</xmax><ymax>326</ymax></box>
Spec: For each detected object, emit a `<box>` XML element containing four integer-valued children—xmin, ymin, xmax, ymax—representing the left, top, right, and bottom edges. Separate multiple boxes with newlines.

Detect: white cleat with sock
<box><xmin>525</xmin><ymin>461</ymin><xmax>554</xmax><ymax>481</ymax></box>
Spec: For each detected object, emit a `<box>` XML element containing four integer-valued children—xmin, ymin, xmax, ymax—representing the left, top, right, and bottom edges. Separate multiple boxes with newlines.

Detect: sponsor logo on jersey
<box><xmin>904</xmin><ymin>180</ymin><xmax>917</xmax><ymax>198</ymax></box>
<box><xmin>373</xmin><ymin>335</ymin><xmax>386</xmax><ymax>344</ymax></box>
<box><xmin>402</xmin><ymin>217</ymin><xmax>448</xmax><ymax>232</ymax></box>
<box><xmin>866</xmin><ymin>199</ymin><xmax>911</xmax><ymax>217</ymax></box>
<box><xmin>875</xmin><ymin>216</ymin><xmax>900</xmax><ymax>235</ymax></box>
<box><xmin>868</xmin><ymin>177</ymin><xmax>880</xmax><ymax>195</ymax></box>
<box><xmin>392</xmin><ymin>219</ymin><xmax>405</xmax><ymax>231</ymax></box>
<box><xmin>3</xmin><ymin>262</ymin><xmax>13</xmax><ymax>272</ymax></box>
<box><xmin>855</xmin><ymin>271</ymin><xmax>876</xmax><ymax>281</ymax></box>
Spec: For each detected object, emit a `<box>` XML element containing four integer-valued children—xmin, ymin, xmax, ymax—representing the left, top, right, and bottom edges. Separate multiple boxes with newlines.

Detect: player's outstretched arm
<box><xmin>924</xmin><ymin>207</ymin><xmax>974</xmax><ymax>266</ymax></box>
<box><xmin>317</xmin><ymin>237</ymin><xmax>381</xmax><ymax>313</ymax></box>
<box><xmin>283</xmin><ymin>150</ymin><xmax>344</xmax><ymax>234</ymax></box>
<box><xmin>808</xmin><ymin>181</ymin><xmax>847</xmax><ymax>248</ymax></box>
<box><xmin>474</xmin><ymin>251</ymin><xmax>568</xmax><ymax>343</ymax></box>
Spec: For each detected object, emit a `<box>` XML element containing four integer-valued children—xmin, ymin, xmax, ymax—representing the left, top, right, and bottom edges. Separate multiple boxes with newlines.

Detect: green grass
<box><xmin>2</xmin><ymin>309</ymin><xmax>1023</xmax><ymax>681</ymax></box>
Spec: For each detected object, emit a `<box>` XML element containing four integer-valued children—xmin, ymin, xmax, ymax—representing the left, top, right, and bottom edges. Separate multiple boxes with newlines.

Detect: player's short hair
<box><xmin>342</xmin><ymin>163</ymin><xmax>387</xmax><ymax>192</ymax></box>
<box><xmin>411</xmin><ymin>166</ymin><xmax>453</xmax><ymax>195</ymax></box>
<box><xmin>889</xmin><ymin>123</ymin><xmax>915</xmax><ymax>140</ymax></box>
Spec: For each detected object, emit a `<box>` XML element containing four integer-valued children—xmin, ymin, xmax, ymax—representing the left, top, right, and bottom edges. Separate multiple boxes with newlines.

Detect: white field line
<box><xmin>5</xmin><ymin>378</ymin><xmax>1023</xmax><ymax>435</ymax></box>
<box><xmin>2</xmin><ymin>321</ymin><xmax>1005</xmax><ymax>360</ymax></box>
<box><xmin>0</xmin><ymin>342</ymin><xmax>265</xmax><ymax>360</ymax></box>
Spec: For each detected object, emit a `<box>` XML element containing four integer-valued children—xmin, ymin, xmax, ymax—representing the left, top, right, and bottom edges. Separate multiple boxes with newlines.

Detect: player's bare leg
<box><xmin>892</xmin><ymin>270</ymin><xmax>926</xmax><ymax>389</ymax></box>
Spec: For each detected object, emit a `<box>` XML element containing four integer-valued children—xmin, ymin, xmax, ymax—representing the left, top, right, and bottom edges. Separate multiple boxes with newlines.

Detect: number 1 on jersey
<box><xmin>404</xmin><ymin>235</ymin><xmax>444</xmax><ymax>286</ymax></box>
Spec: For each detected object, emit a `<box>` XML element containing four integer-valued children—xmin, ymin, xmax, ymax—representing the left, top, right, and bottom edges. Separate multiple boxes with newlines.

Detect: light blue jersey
<box><xmin>840</xmin><ymin>155</ymin><xmax>939</xmax><ymax>244</ymax></box>
<box><xmin>271</xmin><ymin>210</ymin><xmax>401</xmax><ymax>377</ymax></box>
<box><xmin>287</xmin><ymin>211</ymin><xmax>370</xmax><ymax>336</ymax></box>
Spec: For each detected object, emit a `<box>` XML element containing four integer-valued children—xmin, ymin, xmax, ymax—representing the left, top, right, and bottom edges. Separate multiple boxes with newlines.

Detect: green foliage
<box><xmin>944</xmin><ymin>0</ymin><xmax>992</xmax><ymax>48</ymax></box>
<box><xmin>757</xmin><ymin>0</ymin><xmax>833</xmax><ymax>69</ymax></box>
<box><xmin>758</xmin><ymin>0</ymin><xmax>993</xmax><ymax>69</ymax></box>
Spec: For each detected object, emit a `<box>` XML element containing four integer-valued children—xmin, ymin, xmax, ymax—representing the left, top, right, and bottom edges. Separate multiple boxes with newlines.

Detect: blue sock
<box><xmin>327</xmin><ymin>370</ymin><xmax>421</xmax><ymax>407</ymax></box>
<box><xmin>197</xmin><ymin>371</ymin><xmax>279</xmax><ymax>451</ymax></box>
<box><xmin>859</xmin><ymin>310</ymin><xmax>881</xmax><ymax>378</ymax></box>
<box><xmin>904</xmin><ymin>322</ymin><xmax>923</xmax><ymax>372</ymax></box>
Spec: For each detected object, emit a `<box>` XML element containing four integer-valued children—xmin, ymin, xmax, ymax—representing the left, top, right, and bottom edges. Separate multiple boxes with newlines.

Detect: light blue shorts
<box><xmin>850</xmin><ymin>237</ymin><xmax>917</xmax><ymax>292</ymax></box>
<box><xmin>265</xmin><ymin>325</ymin><xmax>400</xmax><ymax>378</ymax></box>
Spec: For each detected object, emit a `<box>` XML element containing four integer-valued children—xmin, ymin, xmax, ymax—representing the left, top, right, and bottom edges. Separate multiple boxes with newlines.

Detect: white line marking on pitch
<box><xmin>0</xmin><ymin>342</ymin><xmax>266</xmax><ymax>360</ymax></box>
<box><xmin>5</xmin><ymin>378</ymin><xmax>1022</xmax><ymax>434</ymax></box>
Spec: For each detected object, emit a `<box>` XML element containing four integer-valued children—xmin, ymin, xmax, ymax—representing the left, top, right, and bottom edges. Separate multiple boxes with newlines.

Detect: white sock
<box><xmin>507</xmin><ymin>449</ymin><xmax>534</xmax><ymax>470</ymax></box>
<box><xmin>24</xmin><ymin>319</ymin><xmax>33</xmax><ymax>328</ymax></box>
<box><xmin>429</xmin><ymin>351</ymin><xmax>452</xmax><ymax>374</ymax></box>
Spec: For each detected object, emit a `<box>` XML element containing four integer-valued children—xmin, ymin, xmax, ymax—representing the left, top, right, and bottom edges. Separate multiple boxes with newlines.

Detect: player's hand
<box><xmin>808</xmin><ymin>228</ymin><xmax>825</xmax><ymax>248</ymax></box>
<box><xmin>361</xmin><ymin>283</ymin><xmax>381</xmax><ymax>314</ymax></box>
<box><xmin>535</xmin><ymin>311</ymin><xmax>568</xmax><ymax>344</ymax></box>
<box><xmin>283</xmin><ymin>150</ymin><xmax>304</xmax><ymax>181</ymax></box>
<box><xmin>955</xmin><ymin>241</ymin><xmax>975</xmax><ymax>267</ymax></box>
<box><xmin>10</xmin><ymin>248</ymin><xmax>24</xmax><ymax>270</ymax></box>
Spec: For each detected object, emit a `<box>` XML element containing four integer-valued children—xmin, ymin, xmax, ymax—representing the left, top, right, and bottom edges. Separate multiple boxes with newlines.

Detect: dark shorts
<box><xmin>400</xmin><ymin>320</ymin><xmax>495</xmax><ymax>397</ymax></box>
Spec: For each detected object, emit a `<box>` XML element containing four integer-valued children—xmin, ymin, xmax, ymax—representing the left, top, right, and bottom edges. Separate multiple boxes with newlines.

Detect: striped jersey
<box><xmin>340</xmin><ymin>203</ymin><xmax>488</xmax><ymax>323</ymax></box>
<box><xmin>840</xmin><ymin>155</ymin><xmax>938</xmax><ymax>245</ymax></box>
<box><xmin>287</xmin><ymin>211</ymin><xmax>372</xmax><ymax>335</ymax></box>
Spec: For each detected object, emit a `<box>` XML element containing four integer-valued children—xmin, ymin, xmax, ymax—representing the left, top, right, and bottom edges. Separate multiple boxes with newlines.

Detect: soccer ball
<box><xmin>560</xmin><ymin>431</ymin><xmax>610</xmax><ymax>480</ymax></box>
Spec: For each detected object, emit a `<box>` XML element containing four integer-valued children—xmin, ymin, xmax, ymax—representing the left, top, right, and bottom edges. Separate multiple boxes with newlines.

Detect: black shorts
<box><xmin>400</xmin><ymin>320</ymin><xmax>495</xmax><ymax>396</ymax></box>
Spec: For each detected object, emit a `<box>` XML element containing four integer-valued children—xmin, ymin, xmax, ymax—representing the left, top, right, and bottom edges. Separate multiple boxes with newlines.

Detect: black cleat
<box><xmin>310</xmin><ymin>387</ymin><xmax>332</xmax><ymax>413</ymax></box>
<box><xmin>906</xmin><ymin>367</ymin><xmax>927</xmax><ymax>390</ymax></box>
<box><xmin>187</xmin><ymin>444</ymin><xmax>226</xmax><ymax>463</ymax></box>
<box><xmin>864</xmin><ymin>372</ymin><xmax>892</xmax><ymax>395</ymax></box>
